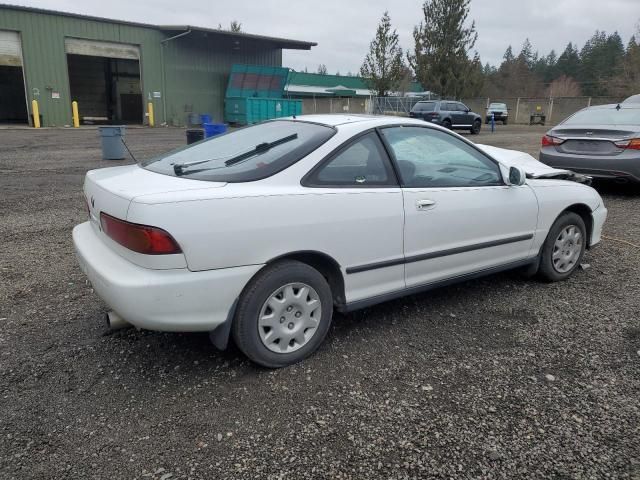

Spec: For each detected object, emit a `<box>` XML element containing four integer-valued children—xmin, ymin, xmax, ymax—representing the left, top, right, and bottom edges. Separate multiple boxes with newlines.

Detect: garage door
<box><xmin>64</xmin><ymin>38</ymin><xmax>140</xmax><ymax>60</ymax></box>
<box><xmin>0</xmin><ymin>30</ymin><xmax>23</xmax><ymax>66</ymax></box>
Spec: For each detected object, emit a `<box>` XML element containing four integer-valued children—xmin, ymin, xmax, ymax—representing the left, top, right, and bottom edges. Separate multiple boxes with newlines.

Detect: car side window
<box><xmin>380</xmin><ymin>126</ymin><xmax>502</xmax><ymax>188</ymax></box>
<box><xmin>306</xmin><ymin>132</ymin><xmax>397</xmax><ymax>187</ymax></box>
<box><xmin>458</xmin><ymin>103</ymin><xmax>469</xmax><ymax>112</ymax></box>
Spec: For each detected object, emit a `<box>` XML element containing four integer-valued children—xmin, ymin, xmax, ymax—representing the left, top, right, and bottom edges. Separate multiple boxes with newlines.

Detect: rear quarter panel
<box><xmin>126</xmin><ymin>186</ymin><xmax>406</xmax><ymax>303</ymax></box>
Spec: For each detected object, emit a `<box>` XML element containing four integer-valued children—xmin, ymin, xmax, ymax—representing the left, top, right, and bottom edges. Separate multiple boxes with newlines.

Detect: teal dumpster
<box><xmin>224</xmin><ymin>97</ymin><xmax>302</xmax><ymax>125</ymax></box>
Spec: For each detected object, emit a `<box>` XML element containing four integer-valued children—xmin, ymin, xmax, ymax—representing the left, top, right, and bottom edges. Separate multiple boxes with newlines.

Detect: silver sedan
<box><xmin>539</xmin><ymin>104</ymin><xmax>640</xmax><ymax>185</ymax></box>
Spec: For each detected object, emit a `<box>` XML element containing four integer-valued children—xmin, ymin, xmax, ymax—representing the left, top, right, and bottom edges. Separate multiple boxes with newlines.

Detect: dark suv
<box><xmin>409</xmin><ymin>100</ymin><xmax>482</xmax><ymax>134</ymax></box>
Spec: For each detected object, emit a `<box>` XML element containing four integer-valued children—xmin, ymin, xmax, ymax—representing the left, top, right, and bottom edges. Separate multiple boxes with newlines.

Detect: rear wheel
<box><xmin>537</xmin><ymin>212</ymin><xmax>586</xmax><ymax>282</ymax></box>
<box><xmin>232</xmin><ymin>260</ymin><xmax>333</xmax><ymax>368</ymax></box>
<box><xmin>470</xmin><ymin>120</ymin><xmax>481</xmax><ymax>134</ymax></box>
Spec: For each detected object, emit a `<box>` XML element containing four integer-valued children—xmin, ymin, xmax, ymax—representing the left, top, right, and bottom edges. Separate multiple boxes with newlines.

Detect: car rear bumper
<box><xmin>73</xmin><ymin>222</ymin><xmax>262</xmax><ymax>332</ymax></box>
<box><xmin>539</xmin><ymin>148</ymin><xmax>640</xmax><ymax>183</ymax></box>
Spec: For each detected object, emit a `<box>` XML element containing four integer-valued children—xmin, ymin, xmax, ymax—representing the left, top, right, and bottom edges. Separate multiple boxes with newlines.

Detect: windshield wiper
<box><xmin>224</xmin><ymin>133</ymin><xmax>298</xmax><ymax>166</ymax></box>
<box><xmin>173</xmin><ymin>133</ymin><xmax>298</xmax><ymax>176</ymax></box>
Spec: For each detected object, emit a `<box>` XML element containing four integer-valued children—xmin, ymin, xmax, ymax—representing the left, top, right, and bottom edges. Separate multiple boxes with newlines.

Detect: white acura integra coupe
<box><xmin>73</xmin><ymin>115</ymin><xmax>607</xmax><ymax>367</ymax></box>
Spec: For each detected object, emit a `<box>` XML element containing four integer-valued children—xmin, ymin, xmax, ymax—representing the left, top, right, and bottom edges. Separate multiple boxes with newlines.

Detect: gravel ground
<box><xmin>1</xmin><ymin>124</ymin><xmax>638</xmax><ymax>479</ymax></box>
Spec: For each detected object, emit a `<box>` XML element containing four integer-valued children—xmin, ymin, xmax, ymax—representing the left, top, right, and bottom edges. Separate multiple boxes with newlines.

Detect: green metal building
<box><xmin>0</xmin><ymin>5</ymin><xmax>315</xmax><ymax>127</ymax></box>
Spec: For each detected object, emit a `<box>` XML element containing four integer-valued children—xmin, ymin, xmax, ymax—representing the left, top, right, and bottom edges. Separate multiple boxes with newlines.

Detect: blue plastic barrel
<box><xmin>203</xmin><ymin>123</ymin><xmax>227</xmax><ymax>138</ymax></box>
<box><xmin>200</xmin><ymin>114</ymin><xmax>212</xmax><ymax>124</ymax></box>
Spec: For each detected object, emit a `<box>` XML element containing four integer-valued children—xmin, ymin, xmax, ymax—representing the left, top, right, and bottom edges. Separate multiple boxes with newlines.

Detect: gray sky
<box><xmin>10</xmin><ymin>0</ymin><xmax>640</xmax><ymax>73</ymax></box>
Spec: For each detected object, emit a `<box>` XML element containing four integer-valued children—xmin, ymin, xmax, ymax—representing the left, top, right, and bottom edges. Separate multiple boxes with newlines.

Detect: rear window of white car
<box><xmin>142</xmin><ymin>120</ymin><xmax>336</xmax><ymax>182</ymax></box>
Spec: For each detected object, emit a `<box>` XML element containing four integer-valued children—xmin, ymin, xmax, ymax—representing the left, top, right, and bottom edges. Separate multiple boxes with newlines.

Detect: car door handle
<box><xmin>416</xmin><ymin>199</ymin><xmax>436</xmax><ymax>210</ymax></box>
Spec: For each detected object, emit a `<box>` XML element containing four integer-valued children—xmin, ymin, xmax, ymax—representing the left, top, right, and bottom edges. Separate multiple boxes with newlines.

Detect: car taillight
<box><xmin>614</xmin><ymin>138</ymin><xmax>640</xmax><ymax>150</ymax></box>
<box><xmin>100</xmin><ymin>212</ymin><xmax>182</xmax><ymax>255</ymax></box>
<box><xmin>541</xmin><ymin>135</ymin><xmax>564</xmax><ymax>147</ymax></box>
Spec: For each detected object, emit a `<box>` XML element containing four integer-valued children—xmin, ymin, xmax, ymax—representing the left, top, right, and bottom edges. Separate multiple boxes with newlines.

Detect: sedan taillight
<box><xmin>614</xmin><ymin>138</ymin><xmax>640</xmax><ymax>150</ymax></box>
<box><xmin>100</xmin><ymin>212</ymin><xmax>182</xmax><ymax>255</ymax></box>
<box><xmin>541</xmin><ymin>135</ymin><xmax>564</xmax><ymax>147</ymax></box>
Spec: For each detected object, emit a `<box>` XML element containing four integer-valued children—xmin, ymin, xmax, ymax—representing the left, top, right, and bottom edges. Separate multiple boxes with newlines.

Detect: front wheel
<box><xmin>470</xmin><ymin>120</ymin><xmax>481</xmax><ymax>134</ymax></box>
<box><xmin>232</xmin><ymin>260</ymin><xmax>333</xmax><ymax>368</ymax></box>
<box><xmin>442</xmin><ymin>119</ymin><xmax>452</xmax><ymax>129</ymax></box>
<box><xmin>537</xmin><ymin>212</ymin><xmax>587</xmax><ymax>282</ymax></box>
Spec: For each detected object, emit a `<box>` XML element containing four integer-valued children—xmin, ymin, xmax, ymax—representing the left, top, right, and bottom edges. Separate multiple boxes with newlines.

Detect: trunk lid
<box><xmin>84</xmin><ymin>164</ymin><xmax>226</xmax><ymax>224</ymax></box>
<box><xmin>551</xmin><ymin>125</ymin><xmax>639</xmax><ymax>156</ymax></box>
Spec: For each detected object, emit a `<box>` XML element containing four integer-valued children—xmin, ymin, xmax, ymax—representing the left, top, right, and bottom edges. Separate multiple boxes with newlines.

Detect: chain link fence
<box><xmin>370</xmin><ymin>95</ymin><xmax>626</xmax><ymax>125</ymax></box>
<box><xmin>370</xmin><ymin>95</ymin><xmax>440</xmax><ymax>115</ymax></box>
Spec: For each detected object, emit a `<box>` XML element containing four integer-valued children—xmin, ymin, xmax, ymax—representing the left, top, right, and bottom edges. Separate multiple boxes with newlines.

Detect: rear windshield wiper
<box><xmin>173</xmin><ymin>134</ymin><xmax>298</xmax><ymax>176</ymax></box>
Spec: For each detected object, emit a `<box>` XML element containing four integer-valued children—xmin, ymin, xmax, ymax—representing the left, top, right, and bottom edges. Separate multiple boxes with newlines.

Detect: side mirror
<box><xmin>506</xmin><ymin>166</ymin><xmax>527</xmax><ymax>186</ymax></box>
<box><xmin>465</xmin><ymin>108</ymin><xmax>471</xmax><ymax>113</ymax></box>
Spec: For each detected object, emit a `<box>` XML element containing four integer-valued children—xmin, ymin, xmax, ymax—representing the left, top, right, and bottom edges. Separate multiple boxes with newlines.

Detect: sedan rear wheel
<box><xmin>232</xmin><ymin>260</ymin><xmax>333</xmax><ymax>368</ymax></box>
<box><xmin>537</xmin><ymin>212</ymin><xmax>586</xmax><ymax>282</ymax></box>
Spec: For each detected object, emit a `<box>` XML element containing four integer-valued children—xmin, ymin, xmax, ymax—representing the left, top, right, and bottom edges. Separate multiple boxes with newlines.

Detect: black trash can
<box><xmin>186</xmin><ymin>128</ymin><xmax>204</xmax><ymax>145</ymax></box>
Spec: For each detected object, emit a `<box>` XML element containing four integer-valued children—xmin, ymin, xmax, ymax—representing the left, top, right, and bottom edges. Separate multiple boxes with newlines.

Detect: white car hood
<box><xmin>475</xmin><ymin>144</ymin><xmax>573</xmax><ymax>178</ymax></box>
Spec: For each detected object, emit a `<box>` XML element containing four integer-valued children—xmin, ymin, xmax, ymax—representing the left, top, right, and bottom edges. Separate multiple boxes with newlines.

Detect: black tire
<box><xmin>442</xmin><ymin>119</ymin><xmax>452</xmax><ymax>129</ymax></box>
<box><xmin>232</xmin><ymin>260</ymin><xmax>333</xmax><ymax>368</ymax></box>
<box><xmin>537</xmin><ymin>212</ymin><xmax>587</xmax><ymax>282</ymax></box>
<box><xmin>470</xmin><ymin>120</ymin><xmax>481</xmax><ymax>135</ymax></box>
<box><xmin>503</xmin><ymin>118</ymin><xmax>508</xmax><ymax>125</ymax></box>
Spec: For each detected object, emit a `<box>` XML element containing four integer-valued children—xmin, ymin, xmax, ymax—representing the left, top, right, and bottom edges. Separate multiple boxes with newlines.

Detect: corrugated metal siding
<box><xmin>163</xmin><ymin>31</ymin><xmax>282</xmax><ymax>125</ymax></box>
<box><xmin>0</xmin><ymin>7</ymin><xmax>163</xmax><ymax>126</ymax></box>
<box><xmin>0</xmin><ymin>7</ymin><xmax>285</xmax><ymax>127</ymax></box>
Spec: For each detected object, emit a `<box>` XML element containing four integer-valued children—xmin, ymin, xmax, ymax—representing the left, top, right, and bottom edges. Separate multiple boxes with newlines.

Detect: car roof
<box><xmin>281</xmin><ymin>114</ymin><xmax>380</xmax><ymax>126</ymax></box>
<box><xmin>622</xmin><ymin>94</ymin><xmax>640</xmax><ymax>104</ymax></box>
<box><xmin>280</xmin><ymin>114</ymin><xmax>430</xmax><ymax>128</ymax></box>
<box><xmin>585</xmin><ymin>103</ymin><xmax>639</xmax><ymax>110</ymax></box>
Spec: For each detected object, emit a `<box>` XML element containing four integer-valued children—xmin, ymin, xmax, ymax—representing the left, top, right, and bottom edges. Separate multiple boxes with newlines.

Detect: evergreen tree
<box><xmin>580</xmin><ymin>31</ymin><xmax>625</xmax><ymax>95</ymax></box>
<box><xmin>360</xmin><ymin>12</ymin><xmax>406</xmax><ymax>96</ymax></box>
<box><xmin>518</xmin><ymin>38</ymin><xmax>535</xmax><ymax>68</ymax></box>
<box><xmin>408</xmin><ymin>0</ymin><xmax>478</xmax><ymax>98</ymax></box>
<box><xmin>556</xmin><ymin>42</ymin><xmax>580</xmax><ymax>78</ymax></box>
<box><xmin>503</xmin><ymin>46</ymin><xmax>515</xmax><ymax>64</ymax></box>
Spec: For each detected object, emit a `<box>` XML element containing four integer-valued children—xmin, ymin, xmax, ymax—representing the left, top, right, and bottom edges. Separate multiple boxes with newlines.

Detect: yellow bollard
<box><xmin>31</xmin><ymin>100</ymin><xmax>40</xmax><ymax>128</ymax></box>
<box><xmin>147</xmin><ymin>102</ymin><xmax>155</xmax><ymax>127</ymax></box>
<box><xmin>71</xmin><ymin>101</ymin><xmax>80</xmax><ymax>128</ymax></box>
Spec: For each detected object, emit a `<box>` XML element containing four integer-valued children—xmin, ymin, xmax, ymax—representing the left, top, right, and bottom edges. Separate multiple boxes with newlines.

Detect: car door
<box><xmin>457</xmin><ymin>102</ymin><xmax>474</xmax><ymax>125</ymax></box>
<box><xmin>379</xmin><ymin>125</ymin><xmax>539</xmax><ymax>288</ymax></box>
<box><xmin>441</xmin><ymin>102</ymin><xmax>457</xmax><ymax>125</ymax></box>
<box><xmin>302</xmin><ymin>131</ymin><xmax>405</xmax><ymax>302</ymax></box>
